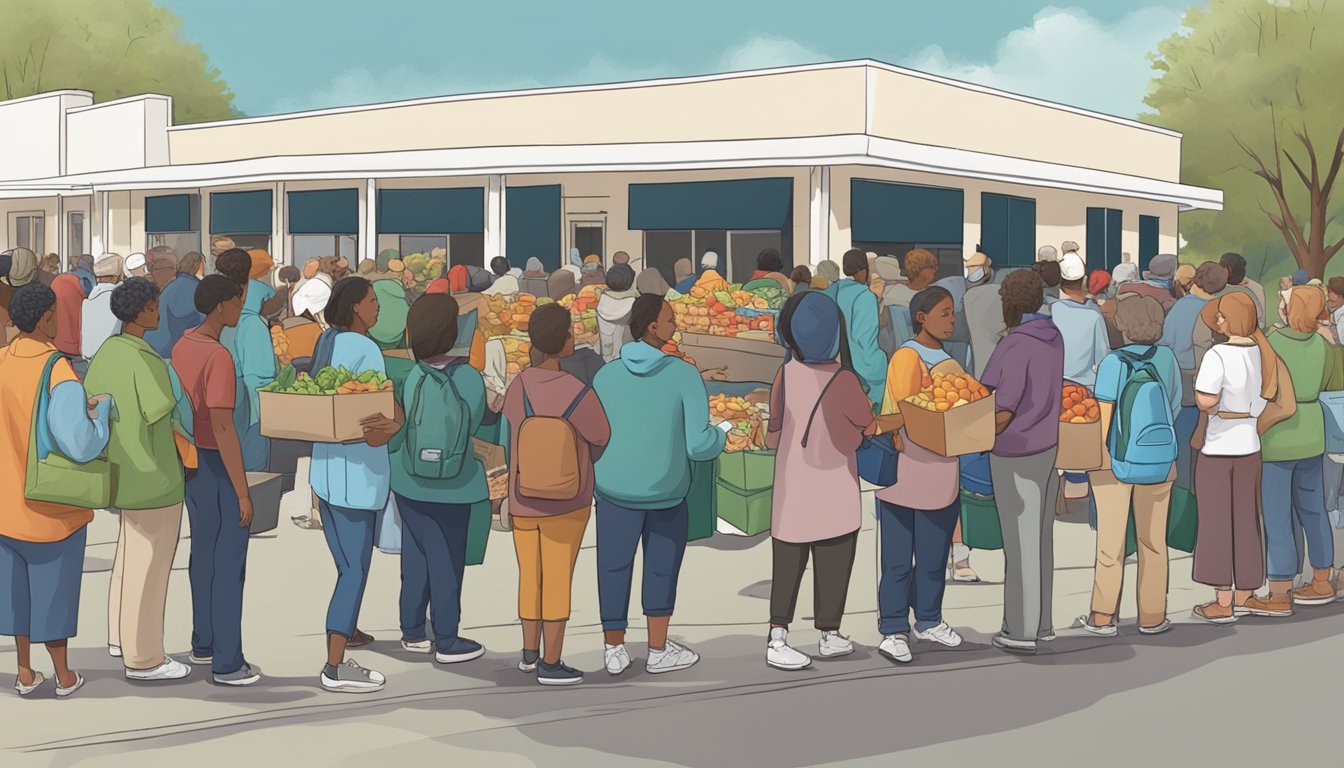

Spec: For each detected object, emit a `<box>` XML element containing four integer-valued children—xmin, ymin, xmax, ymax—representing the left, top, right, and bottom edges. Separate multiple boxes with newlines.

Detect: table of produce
<box><xmin>709</xmin><ymin>391</ymin><xmax>770</xmax><ymax>453</ymax></box>
<box><xmin>671</xmin><ymin>270</ymin><xmax>782</xmax><ymax>338</ymax></box>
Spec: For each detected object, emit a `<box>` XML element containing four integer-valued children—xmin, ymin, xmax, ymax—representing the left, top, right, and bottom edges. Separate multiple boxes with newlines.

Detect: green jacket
<box><xmin>85</xmin><ymin>334</ymin><xmax>185</xmax><ymax>509</ymax></box>
<box><xmin>1262</xmin><ymin>329</ymin><xmax>1342</xmax><ymax>462</ymax></box>
<box><xmin>389</xmin><ymin>360</ymin><xmax>489</xmax><ymax>504</ymax></box>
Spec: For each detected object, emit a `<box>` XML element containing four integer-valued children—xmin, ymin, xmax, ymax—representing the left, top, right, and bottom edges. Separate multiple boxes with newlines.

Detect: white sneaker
<box><xmin>913</xmin><ymin>622</ymin><xmax>963</xmax><ymax>647</ymax></box>
<box><xmin>125</xmin><ymin>657</ymin><xmax>191</xmax><ymax>682</ymax></box>
<box><xmin>645</xmin><ymin>640</ymin><xmax>699</xmax><ymax>675</ymax></box>
<box><xmin>400</xmin><ymin>639</ymin><xmax>431</xmax><ymax>654</ymax></box>
<box><xmin>766</xmin><ymin>628</ymin><xmax>812</xmax><ymax>670</ymax></box>
<box><xmin>818</xmin><ymin>630</ymin><xmax>854</xmax><ymax>658</ymax></box>
<box><xmin>108</xmin><ymin>645</ymin><xmax>122</xmax><ymax>659</ymax></box>
<box><xmin>320</xmin><ymin>659</ymin><xmax>385</xmax><ymax>693</ymax></box>
<box><xmin>878</xmin><ymin>634</ymin><xmax>913</xmax><ymax>664</ymax></box>
<box><xmin>604</xmin><ymin>643</ymin><xmax>632</xmax><ymax>676</ymax></box>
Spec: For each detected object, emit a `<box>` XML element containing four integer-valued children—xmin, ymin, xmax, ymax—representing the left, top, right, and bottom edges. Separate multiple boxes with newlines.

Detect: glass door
<box><xmin>569</xmin><ymin>217</ymin><xmax>606</xmax><ymax>264</ymax></box>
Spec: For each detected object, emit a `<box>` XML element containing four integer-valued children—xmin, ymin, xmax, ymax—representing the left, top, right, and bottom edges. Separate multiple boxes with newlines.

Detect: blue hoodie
<box><xmin>145</xmin><ymin>273</ymin><xmax>204</xmax><ymax>359</ymax></box>
<box><xmin>593</xmin><ymin>341</ymin><xmax>726</xmax><ymax>509</ymax></box>
<box><xmin>824</xmin><ymin>278</ymin><xmax>886</xmax><ymax>405</ymax></box>
<box><xmin>221</xmin><ymin>279</ymin><xmax>277</xmax><ymax>470</ymax></box>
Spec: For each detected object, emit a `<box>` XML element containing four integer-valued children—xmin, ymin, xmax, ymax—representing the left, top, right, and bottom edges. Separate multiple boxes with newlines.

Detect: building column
<box><xmin>486</xmin><ymin>174</ymin><xmax>506</xmax><ymax>266</ymax></box>
<box><xmin>809</xmin><ymin>166</ymin><xmax>831</xmax><ymax>266</ymax></box>
<box><xmin>89</xmin><ymin>190</ymin><xmax>106</xmax><ymax>256</ymax></box>
<box><xmin>56</xmin><ymin>194</ymin><xmax>66</xmax><ymax>269</ymax></box>
<box><xmin>273</xmin><ymin>181</ymin><xmax>287</xmax><ymax>265</ymax></box>
<box><xmin>360</xmin><ymin>178</ymin><xmax>376</xmax><ymax>265</ymax></box>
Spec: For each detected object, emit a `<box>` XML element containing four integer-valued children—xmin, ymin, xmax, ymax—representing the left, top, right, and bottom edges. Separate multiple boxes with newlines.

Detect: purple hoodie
<box><xmin>980</xmin><ymin>314</ymin><xmax>1064</xmax><ymax>458</ymax></box>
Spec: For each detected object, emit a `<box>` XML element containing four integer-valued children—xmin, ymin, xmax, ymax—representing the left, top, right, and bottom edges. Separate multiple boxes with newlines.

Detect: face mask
<box><xmin>965</xmin><ymin>268</ymin><xmax>986</xmax><ymax>283</ymax></box>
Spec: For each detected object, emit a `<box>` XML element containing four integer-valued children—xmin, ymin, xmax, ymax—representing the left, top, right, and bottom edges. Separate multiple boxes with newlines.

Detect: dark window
<box><xmin>1138</xmin><ymin>215</ymin><xmax>1160</xmax><ymax>272</ymax></box>
<box><xmin>1086</xmin><ymin>207</ymin><xmax>1124</xmax><ymax>271</ymax></box>
<box><xmin>449</xmin><ymin>232</ymin><xmax>485</xmax><ymax>268</ymax></box>
<box><xmin>210</xmin><ymin>190</ymin><xmax>272</xmax><ymax>235</ymax></box>
<box><xmin>645</xmin><ymin>230</ymin><xmax>694</xmax><ymax>286</ymax></box>
<box><xmin>506</xmin><ymin>185</ymin><xmax>561</xmax><ymax>270</ymax></box>
<box><xmin>980</xmin><ymin>193</ymin><xmax>1036</xmax><ymax>267</ymax></box>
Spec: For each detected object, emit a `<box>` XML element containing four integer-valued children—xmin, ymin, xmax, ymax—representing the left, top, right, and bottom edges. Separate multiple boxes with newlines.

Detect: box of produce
<box><xmin>479</xmin><ymin>293</ymin><xmax>537</xmax><ymax>337</ymax></box>
<box><xmin>259</xmin><ymin>364</ymin><xmax>396</xmax><ymax>443</ymax></box>
<box><xmin>1057</xmin><ymin>383</ymin><xmax>1104</xmax><ymax>471</ymax></box>
<box><xmin>402</xmin><ymin>249</ymin><xmax>447</xmax><ymax>290</ymax></box>
<box><xmin>708</xmin><ymin>392</ymin><xmax>770</xmax><ymax>454</ymax></box>
<box><xmin>899</xmin><ymin>372</ymin><xmax>996</xmax><ymax>457</ymax></box>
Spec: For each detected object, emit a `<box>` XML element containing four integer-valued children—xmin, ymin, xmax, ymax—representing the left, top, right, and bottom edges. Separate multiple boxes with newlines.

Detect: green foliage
<box><xmin>1145</xmin><ymin>0</ymin><xmax>1344</xmax><ymax>280</ymax></box>
<box><xmin>0</xmin><ymin>0</ymin><xmax>236</xmax><ymax>123</ymax></box>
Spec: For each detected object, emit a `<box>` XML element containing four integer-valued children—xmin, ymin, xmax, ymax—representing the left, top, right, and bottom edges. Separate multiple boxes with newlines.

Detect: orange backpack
<box><xmin>515</xmin><ymin>383</ymin><xmax>591</xmax><ymax>501</ymax></box>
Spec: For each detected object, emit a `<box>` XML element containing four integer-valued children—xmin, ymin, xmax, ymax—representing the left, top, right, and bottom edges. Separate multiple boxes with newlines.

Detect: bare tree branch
<box><xmin>1321</xmin><ymin>124</ymin><xmax>1344</xmax><ymax>201</ymax></box>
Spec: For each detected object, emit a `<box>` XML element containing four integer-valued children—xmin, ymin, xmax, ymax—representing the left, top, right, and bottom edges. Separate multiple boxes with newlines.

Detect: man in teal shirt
<box><xmin>824</xmin><ymin>249</ymin><xmax>886</xmax><ymax>407</ymax></box>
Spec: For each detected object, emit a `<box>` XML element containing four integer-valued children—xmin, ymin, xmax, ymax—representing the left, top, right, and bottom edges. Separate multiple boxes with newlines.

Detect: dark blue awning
<box><xmin>628</xmin><ymin>178</ymin><xmax>792</xmax><ymax>231</ymax></box>
<box><xmin>210</xmin><ymin>189</ymin><xmax>272</xmax><ymax>235</ymax></box>
<box><xmin>851</xmin><ymin>179</ymin><xmax>964</xmax><ymax>244</ymax></box>
<box><xmin>145</xmin><ymin>194</ymin><xmax>194</xmax><ymax>233</ymax></box>
<box><xmin>377</xmin><ymin>188</ymin><xmax>484</xmax><ymax>234</ymax></box>
<box><xmin>506</xmin><ymin>185</ymin><xmax>561</xmax><ymax>271</ymax></box>
<box><xmin>288</xmin><ymin>189</ymin><xmax>359</xmax><ymax>235</ymax></box>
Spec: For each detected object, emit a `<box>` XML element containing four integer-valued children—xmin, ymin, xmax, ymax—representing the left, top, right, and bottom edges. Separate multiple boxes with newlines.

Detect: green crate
<box><xmin>716</xmin><ymin>450</ymin><xmax>776</xmax><ymax>493</ymax></box>
<box><xmin>959</xmin><ymin>491</ymin><xmax>1002</xmax><ymax>551</ymax></box>
<box><xmin>687</xmin><ymin>459</ymin><xmax>718</xmax><ymax>541</ymax></box>
<box><xmin>716</xmin><ymin>479</ymin><xmax>772</xmax><ymax>536</ymax></box>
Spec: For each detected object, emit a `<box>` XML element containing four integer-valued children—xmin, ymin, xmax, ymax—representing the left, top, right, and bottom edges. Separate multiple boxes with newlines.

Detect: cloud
<box><xmin>904</xmin><ymin>6</ymin><xmax>1183</xmax><ymax>118</ymax></box>
<box><xmin>720</xmin><ymin>35</ymin><xmax>830</xmax><ymax>71</ymax></box>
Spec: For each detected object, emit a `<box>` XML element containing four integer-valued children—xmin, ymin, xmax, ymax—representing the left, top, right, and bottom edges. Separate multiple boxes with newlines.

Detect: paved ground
<box><xmin>4</xmin><ymin>478</ymin><xmax>1343</xmax><ymax>767</ymax></box>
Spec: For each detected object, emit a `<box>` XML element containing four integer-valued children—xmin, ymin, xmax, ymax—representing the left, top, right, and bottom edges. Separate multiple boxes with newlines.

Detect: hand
<box><xmin>361</xmin><ymin>413</ymin><xmax>400</xmax><ymax>447</ymax></box>
<box><xmin>238</xmin><ymin>496</ymin><xmax>254</xmax><ymax>528</ymax></box>
<box><xmin>87</xmin><ymin>393</ymin><xmax>110</xmax><ymax>417</ymax></box>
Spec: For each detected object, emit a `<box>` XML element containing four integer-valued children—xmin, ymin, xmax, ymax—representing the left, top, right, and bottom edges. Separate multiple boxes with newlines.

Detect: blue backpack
<box><xmin>1107</xmin><ymin>347</ymin><xmax>1177</xmax><ymax>485</ymax></box>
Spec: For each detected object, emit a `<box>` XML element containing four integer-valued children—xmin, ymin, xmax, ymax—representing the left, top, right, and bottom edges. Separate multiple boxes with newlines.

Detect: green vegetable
<box><xmin>713</xmin><ymin>290</ymin><xmax>735</xmax><ymax>308</ymax></box>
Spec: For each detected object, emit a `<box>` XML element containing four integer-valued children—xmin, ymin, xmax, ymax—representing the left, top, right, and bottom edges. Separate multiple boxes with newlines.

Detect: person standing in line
<box><xmin>221</xmin><ymin>250</ymin><xmax>278</xmax><ymax>473</ymax></box>
<box><xmin>592</xmin><ymin>294</ymin><xmax>726</xmax><ymax>676</ymax></box>
<box><xmin>171</xmin><ymin>275</ymin><xmax>259</xmax><ymax>685</ymax></box>
<box><xmin>872</xmin><ymin>287</ymin><xmax>967</xmax><ymax>664</ymax></box>
<box><xmin>145</xmin><ymin>252</ymin><xmax>205</xmax><ymax>359</ymax></box>
<box><xmin>882</xmin><ymin>248</ymin><xmax>937</xmax><ymax>310</ymax></box>
<box><xmin>87</xmin><ymin>278</ymin><xmax>191</xmax><ymax>681</ymax></box>
<box><xmin>49</xmin><ymin>271</ymin><xmax>87</xmax><ymax>361</ymax></box>
<box><xmin>520</xmin><ymin>257</ymin><xmax>551</xmax><ymax>299</ymax></box>
<box><xmin>1033</xmin><ymin>260</ymin><xmax>1063</xmax><ymax>312</ymax></box>
<box><xmin>1219</xmin><ymin>252</ymin><xmax>1267</xmax><ymax>328</ymax></box>
<box><xmin>762</xmin><ymin>291</ymin><xmax>875</xmax><ymax>670</ymax></box>
<box><xmin>824</xmin><ymin>249</ymin><xmax>887</xmax><ymax>409</ymax></box>
<box><xmin>503</xmin><ymin>303</ymin><xmax>611</xmax><ymax>685</ymax></box>
<box><xmin>596</xmin><ymin>264</ymin><xmax>638</xmax><ymax>362</ymax></box>
<box><xmin>981</xmin><ymin>270</ymin><xmax>1065</xmax><ymax>654</ymax></box>
<box><xmin>1053</xmin><ymin>252</ymin><xmax>1110</xmax><ymax>389</ymax></box>
<box><xmin>1161</xmin><ymin>262</ymin><xmax>1228</xmax><ymax>491</ymax></box>
<box><xmin>124</xmin><ymin>253</ymin><xmax>149</xmax><ymax>280</ymax></box>
<box><xmin>1251</xmin><ymin>287</ymin><xmax>1341</xmax><ymax>612</ymax></box>
<box><xmin>963</xmin><ymin>256</ymin><xmax>1001</xmax><ymax>380</ymax></box>
<box><xmin>81</xmin><ymin>254</ymin><xmax>125</xmax><ymax>362</ymax></box>
<box><xmin>1111</xmin><ymin>252</ymin><xmax>1139</xmax><ymax>286</ymax></box>
<box><xmin>1190</xmin><ymin>293</ymin><xmax>1275</xmax><ymax>624</ymax></box>
<box><xmin>1117</xmin><ymin>253</ymin><xmax>1180</xmax><ymax>313</ymax></box>
<box><xmin>789</xmin><ymin>265</ymin><xmax>813</xmax><ymax>294</ymax></box>
<box><xmin>310</xmin><ymin>278</ymin><xmax>404</xmax><ymax>692</ymax></box>
<box><xmin>0</xmin><ymin>282</ymin><xmax>112</xmax><ymax>698</ymax></box>
<box><xmin>1081</xmin><ymin>295</ymin><xmax>1181</xmax><ymax>637</ymax></box>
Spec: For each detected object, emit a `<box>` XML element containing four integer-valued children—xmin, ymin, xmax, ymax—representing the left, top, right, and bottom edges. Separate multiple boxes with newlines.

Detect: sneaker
<box><xmin>1037</xmin><ymin>631</ymin><xmax>1057</xmax><ymax>642</ymax></box>
<box><xmin>55</xmin><ymin>673</ymin><xmax>85</xmax><ymax>698</ymax></box>
<box><xmin>400</xmin><ymin>639</ymin><xmax>432</xmax><ymax>654</ymax></box>
<box><xmin>537</xmin><ymin>660</ymin><xmax>584</xmax><ymax>686</ymax></box>
<box><xmin>126</xmin><ymin>657</ymin><xmax>191</xmax><ymax>682</ymax></box>
<box><xmin>14</xmin><ymin>671</ymin><xmax>45</xmax><ymax>696</ymax></box>
<box><xmin>320</xmin><ymin>659</ymin><xmax>385</xmax><ymax>693</ymax></box>
<box><xmin>818</xmin><ymin>630</ymin><xmax>854</xmax><ymax>658</ymax></box>
<box><xmin>213</xmin><ymin>664</ymin><xmax>262</xmax><ymax>686</ymax></box>
<box><xmin>1243</xmin><ymin>594</ymin><xmax>1293</xmax><ymax>618</ymax></box>
<box><xmin>188</xmin><ymin>652</ymin><xmax>213</xmax><ymax>666</ymax></box>
<box><xmin>518</xmin><ymin>649</ymin><xmax>541</xmax><ymax>673</ymax></box>
<box><xmin>913</xmin><ymin>622</ymin><xmax>963</xmax><ymax>647</ymax></box>
<box><xmin>1078</xmin><ymin>616</ymin><xmax>1119</xmax><ymax>637</ymax></box>
<box><xmin>878</xmin><ymin>634</ymin><xmax>913</xmax><ymax>664</ymax></box>
<box><xmin>604</xmin><ymin>643</ymin><xmax>632</xmax><ymax>676</ymax></box>
<box><xmin>991</xmin><ymin>634</ymin><xmax>1038</xmax><ymax>655</ymax></box>
<box><xmin>951</xmin><ymin>563</ymin><xmax>981</xmax><ymax>583</ymax></box>
<box><xmin>1139</xmin><ymin>619</ymin><xmax>1173</xmax><ymax>635</ymax></box>
<box><xmin>435</xmin><ymin>637</ymin><xmax>485</xmax><ymax>665</ymax></box>
<box><xmin>766</xmin><ymin>627</ymin><xmax>812</xmax><ymax>670</ymax></box>
<box><xmin>646</xmin><ymin>640</ymin><xmax>699</xmax><ymax>675</ymax></box>
<box><xmin>108</xmin><ymin>644</ymin><xmax>122</xmax><ymax>658</ymax></box>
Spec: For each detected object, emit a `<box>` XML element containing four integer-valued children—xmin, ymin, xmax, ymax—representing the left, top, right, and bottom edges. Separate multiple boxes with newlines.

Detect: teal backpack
<box><xmin>1107</xmin><ymin>347</ymin><xmax>1177</xmax><ymax>485</ymax></box>
<box><xmin>402</xmin><ymin>363</ymin><xmax>471</xmax><ymax>480</ymax></box>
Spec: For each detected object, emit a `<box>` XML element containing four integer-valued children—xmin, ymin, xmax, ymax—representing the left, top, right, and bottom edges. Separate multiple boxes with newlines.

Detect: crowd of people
<box><xmin>2</xmin><ymin>236</ymin><xmax>1343</xmax><ymax>698</ymax></box>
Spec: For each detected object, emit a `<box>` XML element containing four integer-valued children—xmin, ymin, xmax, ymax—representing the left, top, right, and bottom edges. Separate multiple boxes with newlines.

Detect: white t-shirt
<box><xmin>1195</xmin><ymin>343</ymin><xmax>1267</xmax><ymax>456</ymax></box>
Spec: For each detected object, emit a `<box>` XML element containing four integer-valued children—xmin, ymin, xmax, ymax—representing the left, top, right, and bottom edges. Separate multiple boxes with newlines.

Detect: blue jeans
<box><xmin>595</xmin><ymin>497</ymin><xmax>688</xmax><ymax>632</ymax></box>
<box><xmin>394</xmin><ymin>495</ymin><xmax>471</xmax><ymax>651</ymax></box>
<box><xmin>1262</xmin><ymin>456</ymin><xmax>1333</xmax><ymax>581</ymax></box>
<box><xmin>186</xmin><ymin>449</ymin><xmax>251</xmax><ymax>675</ymax></box>
<box><xmin>0</xmin><ymin>528</ymin><xmax>87</xmax><ymax>643</ymax></box>
<box><xmin>877</xmin><ymin>499</ymin><xmax>959</xmax><ymax>635</ymax></box>
<box><xmin>399</xmin><ymin>523</ymin><xmax>432</xmax><ymax>643</ymax></box>
<box><xmin>318</xmin><ymin>500</ymin><xmax>376</xmax><ymax>640</ymax></box>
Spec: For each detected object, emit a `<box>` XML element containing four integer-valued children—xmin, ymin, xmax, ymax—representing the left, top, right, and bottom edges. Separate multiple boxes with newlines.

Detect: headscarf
<box><xmin>777</xmin><ymin>291</ymin><xmax>843</xmax><ymax>363</ymax></box>
<box><xmin>447</xmin><ymin>264</ymin><xmax>469</xmax><ymax>293</ymax></box>
<box><xmin>569</xmin><ymin>248</ymin><xmax>583</xmax><ymax>268</ymax></box>
<box><xmin>700</xmin><ymin>251</ymin><xmax>719</xmax><ymax>270</ymax></box>
<box><xmin>247</xmin><ymin>248</ymin><xmax>274</xmax><ymax>280</ymax></box>
<box><xmin>1112</xmin><ymin>260</ymin><xmax>1139</xmax><ymax>285</ymax></box>
<box><xmin>94</xmin><ymin>253</ymin><xmax>124</xmax><ymax>279</ymax></box>
<box><xmin>1200</xmin><ymin>292</ymin><xmax>1278</xmax><ymax>400</ymax></box>
<box><xmin>583</xmin><ymin>254</ymin><xmax>601</xmax><ymax>267</ymax></box>
<box><xmin>524</xmin><ymin>257</ymin><xmax>545</xmax><ymax>275</ymax></box>
<box><xmin>673</xmin><ymin>258</ymin><xmax>694</xmax><ymax>284</ymax></box>
<box><xmin>636</xmin><ymin>268</ymin><xmax>671</xmax><ymax>296</ymax></box>
<box><xmin>547</xmin><ymin>269</ymin><xmax>576</xmax><ymax>300</ymax></box>
<box><xmin>872</xmin><ymin>256</ymin><xmax>902</xmax><ymax>283</ymax></box>
<box><xmin>815</xmin><ymin>260</ymin><xmax>841</xmax><ymax>283</ymax></box>
<box><xmin>369</xmin><ymin>279</ymin><xmax>411</xmax><ymax>349</ymax></box>
<box><xmin>8</xmin><ymin>247</ymin><xmax>38</xmax><ymax>286</ymax></box>
<box><xmin>1088</xmin><ymin>269</ymin><xmax>1111</xmax><ymax>298</ymax></box>
<box><xmin>1287</xmin><ymin>285</ymin><xmax>1326</xmax><ymax>334</ymax></box>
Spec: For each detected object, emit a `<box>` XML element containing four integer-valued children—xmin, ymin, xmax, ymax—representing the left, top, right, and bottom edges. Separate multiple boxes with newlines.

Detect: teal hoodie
<box><xmin>220</xmin><ymin>279</ymin><xmax>277</xmax><ymax>470</ymax></box>
<box><xmin>824</xmin><ymin>278</ymin><xmax>886</xmax><ymax>405</ymax></box>
<box><xmin>593</xmin><ymin>341</ymin><xmax>726</xmax><ymax>509</ymax></box>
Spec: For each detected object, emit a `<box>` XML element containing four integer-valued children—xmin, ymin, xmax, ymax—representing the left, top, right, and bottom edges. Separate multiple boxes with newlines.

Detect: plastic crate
<box><xmin>715</xmin><ymin>479</ymin><xmax>771</xmax><ymax>536</ymax></box>
<box><xmin>716</xmin><ymin>450</ymin><xmax>776</xmax><ymax>493</ymax></box>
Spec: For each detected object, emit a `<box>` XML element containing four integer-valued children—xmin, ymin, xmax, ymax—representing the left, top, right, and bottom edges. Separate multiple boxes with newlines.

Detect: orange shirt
<box><xmin>0</xmin><ymin>338</ymin><xmax>94</xmax><ymax>542</ymax></box>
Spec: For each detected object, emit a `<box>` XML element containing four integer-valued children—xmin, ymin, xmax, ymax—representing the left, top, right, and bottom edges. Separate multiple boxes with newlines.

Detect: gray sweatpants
<box><xmin>991</xmin><ymin>448</ymin><xmax>1060</xmax><ymax>642</ymax></box>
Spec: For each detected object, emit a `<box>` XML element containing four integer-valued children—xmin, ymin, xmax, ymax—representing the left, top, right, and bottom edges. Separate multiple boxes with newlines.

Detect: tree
<box><xmin>0</xmin><ymin>0</ymin><xmax>236</xmax><ymax>124</ymax></box>
<box><xmin>1145</xmin><ymin>0</ymin><xmax>1344</xmax><ymax>280</ymax></box>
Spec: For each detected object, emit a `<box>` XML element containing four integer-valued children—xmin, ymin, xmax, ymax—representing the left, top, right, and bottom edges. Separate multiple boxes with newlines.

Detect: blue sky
<box><xmin>158</xmin><ymin>1</ymin><xmax>1197</xmax><ymax>119</ymax></box>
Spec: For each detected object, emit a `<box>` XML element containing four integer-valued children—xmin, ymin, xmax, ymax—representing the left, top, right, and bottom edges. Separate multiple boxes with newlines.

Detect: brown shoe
<box><xmin>1192</xmin><ymin>602</ymin><xmax>1237</xmax><ymax>624</ymax></box>
<box><xmin>1293</xmin><ymin>568</ymin><xmax>1337</xmax><ymax>606</ymax></box>
<box><xmin>348</xmin><ymin>629</ymin><xmax>375</xmax><ymax>648</ymax></box>
<box><xmin>1243</xmin><ymin>593</ymin><xmax>1293</xmax><ymax>617</ymax></box>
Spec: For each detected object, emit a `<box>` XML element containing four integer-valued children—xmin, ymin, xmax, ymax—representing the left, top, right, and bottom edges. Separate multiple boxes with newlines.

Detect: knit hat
<box><xmin>777</xmin><ymin>291</ymin><xmax>843</xmax><ymax>363</ymax></box>
<box><xmin>247</xmin><ymin>249</ymin><xmax>274</xmax><ymax>279</ymax></box>
<box><xmin>8</xmin><ymin>247</ymin><xmax>38</xmax><ymax>286</ymax></box>
<box><xmin>1059</xmin><ymin>252</ymin><xmax>1087</xmax><ymax>282</ymax></box>
<box><xmin>1291</xmin><ymin>268</ymin><xmax>1310</xmax><ymax>286</ymax></box>
<box><xmin>1088</xmin><ymin>269</ymin><xmax>1111</xmax><ymax>297</ymax></box>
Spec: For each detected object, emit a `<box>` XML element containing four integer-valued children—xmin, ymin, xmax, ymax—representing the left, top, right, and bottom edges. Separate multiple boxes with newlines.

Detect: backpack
<box><xmin>515</xmin><ymin>382</ymin><xmax>591</xmax><ymax>500</ymax></box>
<box><xmin>1107</xmin><ymin>347</ymin><xmax>1177</xmax><ymax>485</ymax></box>
<box><xmin>402</xmin><ymin>363</ymin><xmax>472</xmax><ymax>481</ymax></box>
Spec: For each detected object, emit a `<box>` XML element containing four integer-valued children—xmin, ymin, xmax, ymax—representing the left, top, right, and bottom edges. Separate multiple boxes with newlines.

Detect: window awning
<box><xmin>377</xmin><ymin>187</ymin><xmax>483</xmax><ymax>234</ymax></box>
<box><xmin>145</xmin><ymin>194</ymin><xmax>194</xmax><ymax>233</ymax></box>
<box><xmin>288</xmin><ymin>189</ymin><xmax>358</xmax><ymax>234</ymax></box>
<box><xmin>851</xmin><ymin>179</ymin><xmax>963</xmax><ymax>244</ymax></box>
<box><xmin>210</xmin><ymin>189</ymin><xmax>272</xmax><ymax>234</ymax></box>
<box><xmin>506</xmin><ymin>185</ymin><xmax>561</xmax><ymax>270</ymax></box>
<box><xmin>628</xmin><ymin>178</ymin><xmax>792</xmax><ymax>230</ymax></box>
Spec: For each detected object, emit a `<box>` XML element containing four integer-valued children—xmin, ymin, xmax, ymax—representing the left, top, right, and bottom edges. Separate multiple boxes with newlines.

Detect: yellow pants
<box><xmin>512</xmin><ymin>507</ymin><xmax>589</xmax><ymax>622</ymax></box>
<box><xmin>1088</xmin><ymin>468</ymin><xmax>1173</xmax><ymax>627</ymax></box>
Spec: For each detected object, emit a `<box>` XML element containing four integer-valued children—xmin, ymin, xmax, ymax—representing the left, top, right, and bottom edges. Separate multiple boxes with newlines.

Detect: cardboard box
<box><xmin>716</xmin><ymin>449</ymin><xmax>776</xmax><ymax>493</ymax></box>
<box><xmin>679</xmin><ymin>332</ymin><xmax>785</xmax><ymax>384</ymax></box>
<box><xmin>897</xmin><ymin>391</ymin><xmax>997</xmax><ymax>457</ymax></box>
<box><xmin>1056</xmin><ymin>419</ymin><xmax>1105</xmax><ymax>471</ymax></box>
<box><xmin>246</xmin><ymin>471</ymin><xmax>283</xmax><ymax>535</ymax></box>
<box><xmin>258</xmin><ymin>390</ymin><xmax>395</xmax><ymax>443</ymax></box>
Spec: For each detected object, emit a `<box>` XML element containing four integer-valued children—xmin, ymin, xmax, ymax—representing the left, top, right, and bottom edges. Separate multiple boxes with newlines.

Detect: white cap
<box><xmin>700</xmin><ymin>251</ymin><xmax>719</xmax><ymax>268</ymax></box>
<box><xmin>124</xmin><ymin>252</ymin><xmax>147</xmax><ymax>274</ymax></box>
<box><xmin>1060</xmin><ymin>252</ymin><xmax>1087</xmax><ymax>282</ymax></box>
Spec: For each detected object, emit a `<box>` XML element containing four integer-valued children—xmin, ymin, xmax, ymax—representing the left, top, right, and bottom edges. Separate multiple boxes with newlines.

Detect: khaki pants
<box><xmin>108</xmin><ymin>504</ymin><xmax>184</xmax><ymax>670</ymax></box>
<box><xmin>512</xmin><ymin>507</ymin><xmax>589</xmax><ymax>622</ymax></box>
<box><xmin>1088</xmin><ymin>469</ymin><xmax>1172</xmax><ymax>627</ymax></box>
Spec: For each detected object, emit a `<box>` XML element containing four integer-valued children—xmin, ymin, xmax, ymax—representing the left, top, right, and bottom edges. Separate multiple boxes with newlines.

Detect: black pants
<box><xmin>769</xmin><ymin>531</ymin><xmax>859</xmax><ymax>631</ymax></box>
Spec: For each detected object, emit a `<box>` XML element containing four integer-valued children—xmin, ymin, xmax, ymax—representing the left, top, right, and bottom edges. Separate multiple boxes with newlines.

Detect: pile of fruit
<box><xmin>261</xmin><ymin>364</ymin><xmax>392</xmax><ymax>396</ymax></box>
<box><xmin>1060</xmin><ymin>384</ymin><xmax>1100</xmax><ymax>423</ymax></box>
<box><xmin>499</xmin><ymin>336</ymin><xmax>533</xmax><ymax>379</ymax></box>
<box><xmin>270</xmin><ymin>325</ymin><xmax>292</xmax><ymax>365</ymax></box>
<box><xmin>709</xmin><ymin>392</ymin><xmax>770</xmax><ymax>452</ymax></box>
<box><xmin>402</xmin><ymin>249</ymin><xmax>448</xmax><ymax>290</ymax></box>
<box><xmin>557</xmin><ymin>290</ymin><xmax>600</xmax><ymax>344</ymax></box>
<box><xmin>661</xmin><ymin>332</ymin><xmax>696</xmax><ymax>366</ymax></box>
<box><xmin>905</xmin><ymin>372</ymin><xmax>991</xmax><ymax>412</ymax></box>
<box><xmin>480</xmin><ymin>293</ymin><xmax>537</xmax><ymax>337</ymax></box>
<box><xmin>672</xmin><ymin>271</ymin><xmax>779</xmax><ymax>338</ymax></box>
